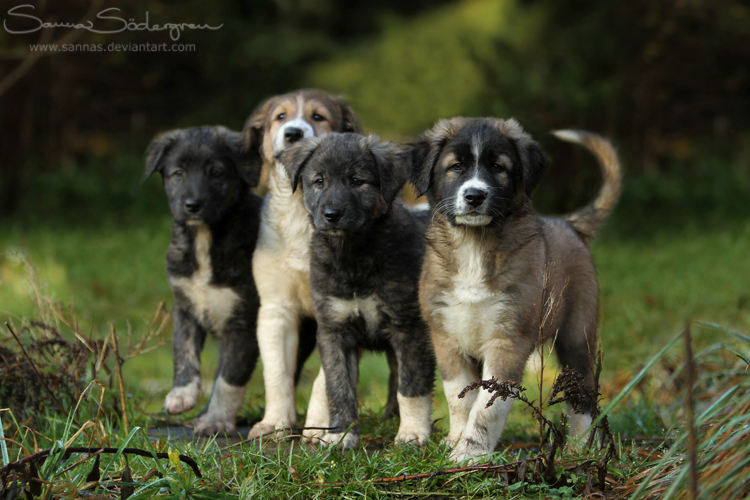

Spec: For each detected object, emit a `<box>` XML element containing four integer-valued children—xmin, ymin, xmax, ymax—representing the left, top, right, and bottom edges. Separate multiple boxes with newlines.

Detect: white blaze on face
<box><xmin>455</xmin><ymin>173</ymin><xmax>492</xmax><ymax>226</ymax></box>
<box><xmin>273</xmin><ymin>95</ymin><xmax>316</xmax><ymax>155</ymax></box>
<box><xmin>454</xmin><ymin>134</ymin><xmax>492</xmax><ymax>226</ymax></box>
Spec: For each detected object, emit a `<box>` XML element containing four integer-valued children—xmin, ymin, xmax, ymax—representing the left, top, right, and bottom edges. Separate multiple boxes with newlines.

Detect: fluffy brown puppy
<box><xmin>406</xmin><ymin>118</ymin><xmax>621</xmax><ymax>462</ymax></box>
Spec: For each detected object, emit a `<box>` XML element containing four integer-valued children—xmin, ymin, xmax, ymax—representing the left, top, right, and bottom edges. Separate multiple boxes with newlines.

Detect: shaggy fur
<box><xmin>144</xmin><ymin>126</ymin><xmax>262</xmax><ymax>435</ymax></box>
<box><xmin>280</xmin><ymin>133</ymin><xmax>435</xmax><ymax>449</ymax></box>
<box><xmin>406</xmin><ymin>118</ymin><xmax>621</xmax><ymax>462</ymax></box>
<box><xmin>242</xmin><ymin>90</ymin><xmax>401</xmax><ymax>438</ymax></box>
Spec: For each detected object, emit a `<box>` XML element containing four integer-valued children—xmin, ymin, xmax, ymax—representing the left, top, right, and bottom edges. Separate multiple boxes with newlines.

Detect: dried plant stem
<box><xmin>683</xmin><ymin>323</ymin><xmax>698</xmax><ymax>500</ymax></box>
<box><xmin>326</xmin><ymin>462</ymin><xmax>519</xmax><ymax>487</ymax></box>
<box><xmin>110</xmin><ymin>325</ymin><xmax>129</xmax><ymax>434</ymax></box>
<box><xmin>0</xmin><ymin>446</ymin><xmax>202</xmax><ymax>479</ymax></box>
<box><xmin>4</xmin><ymin>322</ymin><xmax>73</xmax><ymax>424</ymax></box>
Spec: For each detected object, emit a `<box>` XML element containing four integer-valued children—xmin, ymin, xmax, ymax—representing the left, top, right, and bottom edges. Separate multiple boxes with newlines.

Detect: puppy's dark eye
<box><xmin>492</xmin><ymin>163</ymin><xmax>503</xmax><ymax>172</ymax></box>
<box><xmin>312</xmin><ymin>113</ymin><xmax>326</xmax><ymax>122</ymax></box>
<box><xmin>276</xmin><ymin>113</ymin><xmax>287</xmax><ymax>121</ymax></box>
<box><xmin>450</xmin><ymin>163</ymin><xmax>462</xmax><ymax>172</ymax></box>
<box><xmin>172</xmin><ymin>169</ymin><xmax>184</xmax><ymax>178</ymax></box>
<box><xmin>314</xmin><ymin>178</ymin><xmax>324</xmax><ymax>188</ymax></box>
<box><xmin>352</xmin><ymin>177</ymin><xmax>364</xmax><ymax>187</ymax></box>
<box><xmin>210</xmin><ymin>168</ymin><xmax>223</xmax><ymax>178</ymax></box>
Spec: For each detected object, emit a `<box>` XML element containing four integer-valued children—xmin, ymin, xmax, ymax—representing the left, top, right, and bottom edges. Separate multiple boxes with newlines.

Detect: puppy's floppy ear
<box><xmin>405</xmin><ymin>136</ymin><xmax>437</xmax><ymax>197</ymax></box>
<box><xmin>144</xmin><ymin>129</ymin><xmax>183</xmax><ymax>181</ymax></box>
<box><xmin>336</xmin><ymin>96</ymin><xmax>362</xmax><ymax>133</ymax></box>
<box><xmin>216</xmin><ymin>127</ymin><xmax>263</xmax><ymax>188</ymax></box>
<box><xmin>520</xmin><ymin>141</ymin><xmax>549</xmax><ymax>195</ymax></box>
<box><xmin>241</xmin><ymin>96</ymin><xmax>275</xmax><ymax>180</ymax></box>
<box><xmin>406</xmin><ymin>118</ymin><xmax>465</xmax><ymax>196</ymax></box>
<box><xmin>278</xmin><ymin>137</ymin><xmax>320</xmax><ymax>192</ymax></box>
<box><xmin>501</xmin><ymin>119</ymin><xmax>549</xmax><ymax>195</ymax></box>
<box><xmin>365</xmin><ymin>135</ymin><xmax>405</xmax><ymax>204</ymax></box>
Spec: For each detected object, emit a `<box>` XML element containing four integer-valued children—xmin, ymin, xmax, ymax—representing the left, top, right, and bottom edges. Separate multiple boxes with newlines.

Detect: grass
<box><xmin>3</xmin><ymin>313</ymin><xmax>748</xmax><ymax>498</ymax></box>
<box><xmin>1</xmin><ymin>154</ymin><xmax>750</xmax><ymax>497</ymax></box>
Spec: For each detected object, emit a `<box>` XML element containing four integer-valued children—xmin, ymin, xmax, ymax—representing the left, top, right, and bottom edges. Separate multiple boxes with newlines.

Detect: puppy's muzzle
<box><xmin>284</xmin><ymin>127</ymin><xmax>304</xmax><ymax>145</ymax></box>
<box><xmin>324</xmin><ymin>208</ymin><xmax>344</xmax><ymax>223</ymax></box>
<box><xmin>185</xmin><ymin>198</ymin><xmax>203</xmax><ymax>214</ymax></box>
<box><xmin>464</xmin><ymin>188</ymin><xmax>487</xmax><ymax>208</ymax></box>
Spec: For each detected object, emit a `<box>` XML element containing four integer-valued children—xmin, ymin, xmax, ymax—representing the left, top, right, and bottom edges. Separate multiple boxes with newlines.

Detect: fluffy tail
<box><xmin>552</xmin><ymin>130</ymin><xmax>622</xmax><ymax>241</ymax></box>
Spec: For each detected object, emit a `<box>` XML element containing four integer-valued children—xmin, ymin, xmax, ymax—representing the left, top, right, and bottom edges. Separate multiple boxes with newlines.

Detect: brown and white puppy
<box><xmin>407</xmin><ymin>118</ymin><xmax>621</xmax><ymax>462</ymax></box>
<box><xmin>242</xmin><ymin>90</ymin><xmax>400</xmax><ymax>438</ymax></box>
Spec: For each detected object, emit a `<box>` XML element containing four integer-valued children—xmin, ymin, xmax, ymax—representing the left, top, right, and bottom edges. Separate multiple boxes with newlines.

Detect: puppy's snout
<box><xmin>185</xmin><ymin>199</ymin><xmax>203</xmax><ymax>214</ymax></box>
<box><xmin>284</xmin><ymin>127</ymin><xmax>304</xmax><ymax>144</ymax></box>
<box><xmin>323</xmin><ymin>208</ymin><xmax>344</xmax><ymax>223</ymax></box>
<box><xmin>464</xmin><ymin>188</ymin><xmax>487</xmax><ymax>208</ymax></box>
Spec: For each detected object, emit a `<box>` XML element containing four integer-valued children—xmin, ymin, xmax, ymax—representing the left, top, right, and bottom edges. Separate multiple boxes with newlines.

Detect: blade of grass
<box><xmin>721</xmin><ymin>344</ymin><xmax>750</xmax><ymax>366</ymax></box>
<box><xmin>696</xmin><ymin>321</ymin><xmax>750</xmax><ymax>344</ymax></box>
<box><xmin>0</xmin><ymin>412</ymin><xmax>9</xmax><ymax>466</ymax></box>
<box><xmin>99</xmin><ymin>426</ymin><xmax>142</xmax><ymax>478</ymax></box>
<box><xmin>593</xmin><ymin>329</ymin><xmax>683</xmax><ymax>428</ymax></box>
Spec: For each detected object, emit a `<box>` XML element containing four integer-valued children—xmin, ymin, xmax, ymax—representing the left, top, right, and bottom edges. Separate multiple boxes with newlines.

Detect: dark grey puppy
<box><xmin>144</xmin><ymin>126</ymin><xmax>316</xmax><ymax>435</ymax></box>
<box><xmin>279</xmin><ymin>132</ymin><xmax>435</xmax><ymax>449</ymax></box>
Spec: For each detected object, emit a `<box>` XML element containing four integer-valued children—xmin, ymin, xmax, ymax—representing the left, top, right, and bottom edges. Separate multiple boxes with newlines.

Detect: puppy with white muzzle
<box><xmin>406</xmin><ymin>118</ymin><xmax>621</xmax><ymax>462</ymax></box>
<box><xmin>279</xmin><ymin>133</ymin><xmax>435</xmax><ymax>449</ymax></box>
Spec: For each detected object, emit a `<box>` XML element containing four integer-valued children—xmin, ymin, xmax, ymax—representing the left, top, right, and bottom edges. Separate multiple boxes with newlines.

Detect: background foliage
<box><xmin>1</xmin><ymin>0</ymin><xmax>749</xmax><ymax>215</ymax></box>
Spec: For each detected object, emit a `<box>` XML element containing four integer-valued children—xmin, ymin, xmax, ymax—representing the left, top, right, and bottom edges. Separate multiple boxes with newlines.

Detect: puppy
<box><xmin>406</xmin><ymin>118</ymin><xmax>621</xmax><ymax>462</ymax></box>
<box><xmin>144</xmin><ymin>126</ymin><xmax>264</xmax><ymax>435</ymax></box>
<box><xmin>242</xmin><ymin>90</ymin><xmax>400</xmax><ymax>438</ymax></box>
<box><xmin>279</xmin><ymin>133</ymin><xmax>435</xmax><ymax>449</ymax></box>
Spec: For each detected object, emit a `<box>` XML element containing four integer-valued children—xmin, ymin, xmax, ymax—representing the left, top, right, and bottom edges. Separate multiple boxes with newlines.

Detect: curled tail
<box><xmin>552</xmin><ymin>130</ymin><xmax>622</xmax><ymax>242</ymax></box>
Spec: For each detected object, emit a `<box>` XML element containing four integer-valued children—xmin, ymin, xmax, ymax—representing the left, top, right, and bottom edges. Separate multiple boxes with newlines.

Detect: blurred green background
<box><xmin>1</xmin><ymin>0</ymin><xmax>749</xmax><ymax>423</ymax></box>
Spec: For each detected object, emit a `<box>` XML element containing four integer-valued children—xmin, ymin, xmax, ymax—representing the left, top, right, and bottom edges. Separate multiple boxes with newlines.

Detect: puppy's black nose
<box><xmin>284</xmin><ymin>127</ymin><xmax>304</xmax><ymax>144</ymax></box>
<box><xmin>323</xmin><ymin>208</ymin><xmax>343</xmax><ymax>223</ymax></box>
<box><xmin>185</xmin><ymin>199</ymin><xmax>203</xmax><ymax>213</ymax></box>
<box><xmin>464</xmin><ymin>189</ymin><xmax>487</xmax><ymax>208</ymax></box>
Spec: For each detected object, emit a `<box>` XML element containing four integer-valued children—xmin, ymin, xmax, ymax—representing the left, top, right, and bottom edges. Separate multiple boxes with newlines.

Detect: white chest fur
<box><xmin>435</xmin><ymin>229</ymin><xmax>515</xmax><ymax>356</ymax></box>
<box><xmin>170</xmin><ymin>224</ymin><xmax>241</xmax><ymax>335</ymax></box>
<box><xmin>257</xmin><ymin>162</ymin><xmax>314</xmax><ymax>273</ymax></box>
<box><xmin>327</xmin><ymin>295</ymin><xmax>381</xmax><ymax>335</ymax></box>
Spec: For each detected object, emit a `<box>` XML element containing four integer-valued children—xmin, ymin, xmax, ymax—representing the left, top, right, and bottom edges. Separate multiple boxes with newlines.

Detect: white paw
<box><xmin>248</xmin><ymin>421</ymin><xmax>291</xmax><ymax>439</ymax></box>
<box><xmin>319</xmin><ymin>431</ymin><xmax>358</xmax><ymax>450</ymax></box>
<box><xmin>164</xmin><ymin>381</ymin><xmax>201</xmax><ymax>414</ymax></box>
<box><xmin>394</xmin><ymin>394</ymin><xmax>432</xmax><ymax>446</ymax></box>
<box><xmin>193</xmin><ymin>414</ymin><xmax>237</xmax><ymax>436</ymax></box>
<box><xmin>301</xmin><ymin>419</ymin><xmax>328</xmax><ymax>442</ymax></box>
<box><xmin>568</xmin><ymin>412</ymin><xmax>593</xmax><ymax>437</ymax></box>
<box><xmin>441</xmin><ymin>433</ymin><xmax>462</xmax><ymax>448</ymax></box>
<box><xmin>449</xmin><ymin>438</ymin><xmax>493</xmax><ymax>464</ymax></box>
<box><xmin>394</xmin><ymin>429</ymin><xmax>430</xmax><ymax>446</ymax></box>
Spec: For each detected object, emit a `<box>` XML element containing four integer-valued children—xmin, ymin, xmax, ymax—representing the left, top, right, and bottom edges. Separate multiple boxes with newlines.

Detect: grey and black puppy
<box><xmin>279</xmin><ymin>133</ymin><xmax>435</xmax><ymax>449</ymax></box>
<box><xmin>145</xmin><ymin>126</ymin><xmax>316</xmax><ymax>435</ymax></box>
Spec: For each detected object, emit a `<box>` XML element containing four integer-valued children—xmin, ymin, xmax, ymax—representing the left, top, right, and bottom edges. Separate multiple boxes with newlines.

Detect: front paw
<box><xmin>164</xmin><ymin>381</ymin><xmax>201</xmax><ymax>414</ymax></box>
<box><xmin>302</xmin><ymin>419</ymin><xmax>329</xmax><ymax>443</ymax></box>
<box><xmin>193</xmin><ymin>414</ymin><xmax>237</xmax><ymax>436</ymax></box>
<box><xmin>248</xmin><ymin>421</ymin><xmax>291</xmax><ymax>439</ymax></box>
<box><xmin>441</xmin><ymin>433</ymin><xmax>461</xmax><ymax>448</ymax></box>
<box><xmin>318</xmin><ymin>431</ymin><xmax>359</xmax><ymax>450</ymax></box>
<box><xmin>449</xmin><ymin>438</ymin><xmax>493</xmax><ymax>464</ymax></box>
<box><xmin>395</xmin><ymin>428</ymin><xmax>431</xmax><ymax>446</ymax></box>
